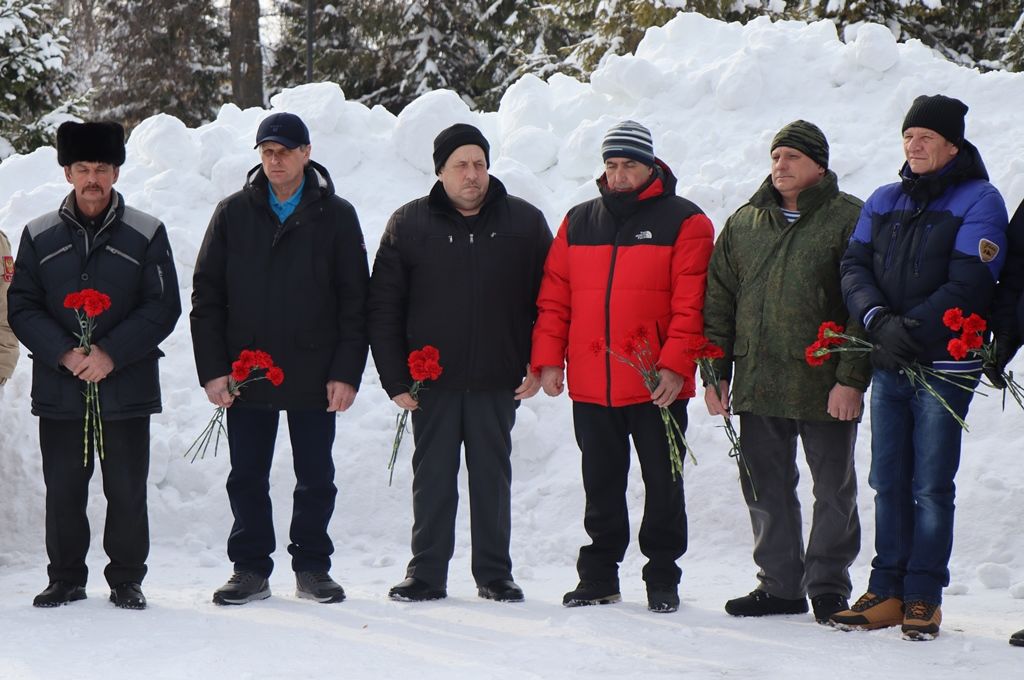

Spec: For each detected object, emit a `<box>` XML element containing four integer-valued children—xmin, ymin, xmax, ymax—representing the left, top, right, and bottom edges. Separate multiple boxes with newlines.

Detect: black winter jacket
<box><xmin>989</xmin><ymin>198</ymin><xmax>1024</xmax><ymax>359</ymax></box>
<box><xmin>190</xmin><ymin>161</ymin><xmax>369</xmax><ymax>409</ymax></box>
<box><xmin>8</xmin><ymin>191</ymin><xmax>181</xmax><ymax>419</ymax></box>
<box><xmin>841</xmin><ymin>142</ymin><xmax>1008</xmax><ymax>366</ymax></box>
<box><xmin>368</xmin><ymin>177</ymin><xmax>552</xmax><ymax>398</ymax></box>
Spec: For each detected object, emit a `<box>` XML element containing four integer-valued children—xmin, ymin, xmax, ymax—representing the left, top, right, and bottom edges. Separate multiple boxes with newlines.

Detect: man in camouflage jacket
<box><xmin>703</xmin><ymin>120</ymin><xmax>869</xmax><ymax>625</ymax></box>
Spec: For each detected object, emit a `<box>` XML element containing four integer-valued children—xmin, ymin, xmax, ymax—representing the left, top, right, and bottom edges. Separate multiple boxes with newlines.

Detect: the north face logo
<box><xmin>635</xmin><ymin>230</ymin><xmax>653</xmax><ymax>240</ymax></box>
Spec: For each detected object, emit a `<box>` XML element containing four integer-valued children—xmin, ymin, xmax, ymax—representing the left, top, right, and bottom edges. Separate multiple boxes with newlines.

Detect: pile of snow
<box><xmin>1</xmin><ymin>13</ymin><xmax>1023</xmax><ymax>678</ymax></box>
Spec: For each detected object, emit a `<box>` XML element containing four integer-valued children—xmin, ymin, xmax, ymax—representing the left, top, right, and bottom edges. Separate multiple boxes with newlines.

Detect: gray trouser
<box><xmin>737</xmin><ymin>413</ymin><xmax>860</xmax><ymax>599</ymax></box>
<box><xmin>405</xmin><ymin>389</ymin><xmax>516</xmax><ymax>588</ymax></box>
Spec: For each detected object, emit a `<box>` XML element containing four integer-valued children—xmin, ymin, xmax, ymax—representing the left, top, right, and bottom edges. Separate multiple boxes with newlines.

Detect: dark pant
<box><xmin>867</xmin><ymin>368</ymin><xmax>976</xmax><ymax>605</ymax></box>
<box><xmin>737</xmin><ymin>413</ymin><xmax>860</xmax><ymax>599</ymax></box>
<box><xmin>572</xmin><ymin>400</ymin><xmax>688</xmax><ymax>586</ymax></box>
<box><xmin>40</xmin><ymin>416</ymin><xmax>151</xmax><ymax>587</ymax></box>
<box><xmin>225</xmin><ymin>407</ymin><xmax>338</xmax><ymax>577</ymax></box>
<box><xmin>405</xmin><ymin>389</ymin><xmax>517</xmax><ymax>588</ymax></box>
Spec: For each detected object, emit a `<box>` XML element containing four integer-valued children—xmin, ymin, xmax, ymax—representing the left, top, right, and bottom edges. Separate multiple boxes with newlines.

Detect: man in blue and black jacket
<box><xmin>833</xmin><ymin>95</ymin><xmax>1008</xmax><ymax>640</ymax></box>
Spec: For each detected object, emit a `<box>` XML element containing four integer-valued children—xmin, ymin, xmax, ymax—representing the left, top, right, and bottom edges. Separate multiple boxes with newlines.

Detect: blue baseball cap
<box><xmin>254</xmin><ymin>112</ymin><xmax>310</xmax><ymax>149</ymax></box>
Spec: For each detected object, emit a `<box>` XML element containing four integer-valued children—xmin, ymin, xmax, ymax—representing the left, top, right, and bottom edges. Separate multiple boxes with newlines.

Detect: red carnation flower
<box><xmin>942</xmin><ymin>308</ymin><xmax>965</xmax><ymax>331</ymax></box>
<box><xmin>816</xmin><ymin>321</ymin><xmax>846</xmax><ymax>348</ymax></box>
<box><xmin>963</xmin><ymin>330</ymin><xmax>984</xmax><ymax>350</ymax></box>
<box><xmin>947</xmin><ymin>337</ymin><xmax>969</xmax><ymax>360</ymax></box>
<box><xmin>63</xmin><ymin>291</ymin><xmax>83</xmax><ymax>309</ymax></box>
<box><xmin>805</xmin><ymin>342</ymin><xmax>829</xmax><ymax>367</ymax></box>
<box><xmin>961</xmin><ymin>313</ymin><xmax>986</xmax><ymax>335</ymax></box>
<box><xmin>81</xmin><ymin>290</ymin><xmax>111</xmax><ymax>318</ymax></box>
<box><xmin>231</xmin><ymin>360</ymin><xmax>250</xmax><ymax>383</ymax></box>
<box><xmin>266</xmin><ymin>366</ymin><xmax>285</xmax><ymax>386</ymax></box>
<box><xmin>700</xmin><ymin>342</ymin><xmax>725</xmax><ymax>360</ymax></box>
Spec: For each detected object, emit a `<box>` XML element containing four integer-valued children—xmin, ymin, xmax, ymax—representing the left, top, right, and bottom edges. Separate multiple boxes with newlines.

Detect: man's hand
<box><xmin>60</xmin><ymin>347</ymin><xmax>87</xmax><ymax>374</ymax></box>
<box><xmin>327</xmin><ymin>380</ymin><xmax>356</xmax><ymax>412</ymax></box>
<box><xmin>650</xmin><ymin>368</ymin><xmax>683</xmax><ymax>408</ymax></box>
<box><xmin>827</xmin><ymin>383</ymin><xmax>863</xmax><ymax>421</ymax></box>
<box><xmin>514</xmin><ymin>368</ymin><xmax>541</xmax><ymax>400</ymax></box>
<box><xmin>704</xmin><ymin>379</ymin><xmax>731</xmax><ymax>416</ymax></box>
<box><xmin>72</xmin><ymin>345</ymin><xmax>114</xmax><ymax>383</ymax></box>
<box><xmin>540</xmin><ymin>366</ymin><xmax>564</xmax><ymax>396</ymax></box>
<box><xmin>392</xmin><ymin>392</ymin><xmax>418</xmax><ymax>411</ymax></box>
<box><xmin>204</xmin><ymin>375</ymin><xmax>236</xmax><ymax>408</ymax></box>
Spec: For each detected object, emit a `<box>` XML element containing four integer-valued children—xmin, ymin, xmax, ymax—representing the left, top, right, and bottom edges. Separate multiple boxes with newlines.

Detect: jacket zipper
<box><xmin>39</xmin><ymin>243</ymin><xmax>73</xmax><ymax>265</ymax></box>
<box><xmin>913</xmin><ymin>223</ymin><xmax>933</xmax><ymax>275</ymax></box>
<box><xmin>603</xmin><ymin>239</ymin><xmax>621</xmax><ymax>407</ymax></box>
<box><xmin>105</xmin><ymin>245</ymin><xmax>141</xmax><ymax>266</ymax></box>
<box><xmin>883</xmin><ymin>222</ymin><xmax>900</xmax><ymax>271</ymax></box>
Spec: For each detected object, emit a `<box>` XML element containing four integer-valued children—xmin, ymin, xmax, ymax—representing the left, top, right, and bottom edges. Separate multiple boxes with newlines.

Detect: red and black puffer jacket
<box><xmin>531</xmin><ymin>160</ymin><xmax>714</xmax><ymax>407</ymax></box>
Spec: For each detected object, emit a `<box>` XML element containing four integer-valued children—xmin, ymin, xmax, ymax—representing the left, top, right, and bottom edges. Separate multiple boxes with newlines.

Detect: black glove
<box><xmin>984</xmin><ymin>332</ymin><xmax>1018</xmax><ymax>389</ymax></box>
<box><xmin>870</xmin><ymin>345</ymin><xmax>904</xmax><ymax>372</ymax></box>
<box><xmin>868</xmin><ymin>310</ymin><xmax>922</xmax><ymax>365</ymax></box>
<box><xmin>983</xmin><ymin>362</ymin><xmax>1007</xmax><ymax>389</ymax></box>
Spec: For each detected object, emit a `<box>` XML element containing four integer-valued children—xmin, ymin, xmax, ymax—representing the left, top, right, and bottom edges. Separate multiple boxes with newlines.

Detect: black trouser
<box><xmin>737</xmin><ymin>414</ymin><xmax>860</xmax><ymax>599</ymax></box>
<box><xmin>225</xmin><ymin>407</ymin><xmax>337</xmax><ymax>577</ymax></box>
<box><xmin>40</xmin><ymin>416</ymin><xmax>151</xmax><ymax>587</ymax></box>
<box><xmin>572</xmin><ymin>400</ymin><xmax>688</xmax><ymax>586</ymax></box>
<box><xmin>405</xmin><ymin>389</ymin><xmax>517</xmax><ymax>588</ymax></box>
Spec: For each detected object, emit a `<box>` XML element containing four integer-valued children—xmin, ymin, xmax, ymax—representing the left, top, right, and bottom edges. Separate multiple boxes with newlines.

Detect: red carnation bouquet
<box><xmin>185</xmin><ymin>349</ymin><xmax>284</xmax><ymax>462</ymax></box>
<box><xmin>388</xmin><ymin>345</ymin><xmax>443</xmax><ymax>486</ymax></box>
<box><xmin>943</xmin><ymin>307</ymin><xmax>1024</xmax><ymax>409</ymax></box>
<box><xmin>684</xmin><ymin>336</ymin><xmax>755</xmax><ymax>499</ymax></box>
<box><xmin>805</xmin><ymin>320</ymin><xmax>975</xmax><ymax>430</ymax></box>
<box><xmin>64</xmin><ymin>288</ymin><xmax>111</xmax><ymax>465</ymax></box>
<box><xmin>595</xmin><ymin>327</ymin><xmax>693</xmax><ymax>480</ymax></box>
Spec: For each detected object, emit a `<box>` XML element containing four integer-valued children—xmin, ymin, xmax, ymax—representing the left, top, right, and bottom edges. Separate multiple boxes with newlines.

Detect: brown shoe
<box><xmin>829</xmin><ymin>592</ymin><xmax>904</xmax><ymax>630</ymax></box>
<box><xmin>901</xmin><ymin>600</ymin><xmax>941</xmax><ymax>641</ymax></box>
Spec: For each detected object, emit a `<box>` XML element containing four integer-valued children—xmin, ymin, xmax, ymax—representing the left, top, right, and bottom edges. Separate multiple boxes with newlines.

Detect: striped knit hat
<box><xmin>771</xmin><ymin>120</ymin><xmax>829</xmax><ymax>169</ymax></box>
<box><xmin>602</xmin><ymin>120</ymin><xmax>655</xmax><ymax>167</ymax></box>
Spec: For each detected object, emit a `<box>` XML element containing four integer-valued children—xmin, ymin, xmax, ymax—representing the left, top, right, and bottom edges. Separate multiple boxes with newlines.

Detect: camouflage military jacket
<box><xmin>703</xmin><ymin>171</ymin><xmax>870</xmax><ymax>421</ymax></box>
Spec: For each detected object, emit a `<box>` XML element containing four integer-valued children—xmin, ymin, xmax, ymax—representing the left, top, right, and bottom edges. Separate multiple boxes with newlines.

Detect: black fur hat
<box><xmin>56</xmin><ymin>121</ymin><xmax>126</xmax><ymax>167</ymax></box>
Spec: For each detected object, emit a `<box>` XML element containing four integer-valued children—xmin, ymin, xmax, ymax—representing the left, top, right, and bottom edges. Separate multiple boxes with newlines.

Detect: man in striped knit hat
<box><xmin>703</xmin><ymin>120</ymin><xmax>868</xmax><ymax>625</ymax></box>
<box><xmin>531</xmin><ymin>120</ymin><xmax>714</xmax><ymax>613</ymax></box>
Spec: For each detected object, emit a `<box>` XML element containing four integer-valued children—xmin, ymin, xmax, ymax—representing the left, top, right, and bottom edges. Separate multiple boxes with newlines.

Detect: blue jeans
<box><xmin>866</xmin><ymin>368</ymin><xmax>977</xmax><ymax>605</ymax></box>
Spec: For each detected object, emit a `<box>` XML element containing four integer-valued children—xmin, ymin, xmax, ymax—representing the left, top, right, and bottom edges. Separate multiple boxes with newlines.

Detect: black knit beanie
<box><xmin>56</xmin><ymin>121</ymin><xmax>126</xmax><ymax>167</ymax></box>
<box><xmin>433</xmin><ymin>123</ymin><xmax>490</xmax><ymax>173</ymax></box>
<box><xmin>771</xmin><ymin>120</ymin><xmax>829</xmax><ymax>169</ymax></box>
<box><xmin>902</xmin><ymin>94</ymin><xmax>968</xmax><ymax>145</ymax></box>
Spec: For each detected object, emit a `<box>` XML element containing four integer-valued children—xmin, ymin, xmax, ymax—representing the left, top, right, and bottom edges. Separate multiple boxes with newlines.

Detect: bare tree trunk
<box><xmin>230</xmin><ymin>0</ymin><xmax>264</xmax><ymax>107</ymax></box>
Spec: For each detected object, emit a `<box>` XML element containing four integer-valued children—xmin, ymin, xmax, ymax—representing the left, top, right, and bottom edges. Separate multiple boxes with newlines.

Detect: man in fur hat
<box><xmin>8</xmin><ymin>121</ymin><xmax>181</xmax><ymax>610</ymax></box>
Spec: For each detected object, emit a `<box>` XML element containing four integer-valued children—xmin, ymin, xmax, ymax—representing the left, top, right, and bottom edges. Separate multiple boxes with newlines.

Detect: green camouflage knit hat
<box><xmin>771</xmin><ymin>120</ymin><xmax>829</xmax><ymax>169</ymax></box>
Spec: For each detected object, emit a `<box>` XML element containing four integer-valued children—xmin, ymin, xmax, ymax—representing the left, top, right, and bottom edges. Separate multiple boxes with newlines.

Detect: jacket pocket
<box><xmin>733</xmin><ymin>337</ymin><xmax>749</xmax><ymax>357</ymax></box>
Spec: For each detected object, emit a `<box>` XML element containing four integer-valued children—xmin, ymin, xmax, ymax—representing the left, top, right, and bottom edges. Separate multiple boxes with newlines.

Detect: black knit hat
<box><xmin>771</xmin><ymin>120</ymin><xmax>829</xmax><ymax>169</ymax></box>
<box><xmin>56</xmin><ymin>121</ymin><xmax>126</xmax><ymax>167</ymax></box>
<box><xmin>433</xmin><ymin>123</ymin><xmax>490</xmax><ymax>173</ymax></box>
<box><xmin>902</xmin><ymin>94</ymin><xmax>968</xmax><ymax>145</ymax></box>
<box><xmin>602</xmin><ymin>120</ymin><xmax>655</xmax><ymax>167</ymax></box>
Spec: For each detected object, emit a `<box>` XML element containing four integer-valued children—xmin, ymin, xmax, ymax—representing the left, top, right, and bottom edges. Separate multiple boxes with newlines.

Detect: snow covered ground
<box><xmin>2</xmin><ymin>12</ymin><xmax>1024</xmax><ymax>679</ymax></box>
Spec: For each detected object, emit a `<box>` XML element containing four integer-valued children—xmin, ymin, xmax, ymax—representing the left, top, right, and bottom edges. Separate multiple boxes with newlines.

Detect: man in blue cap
<box><xmin>191</xmin><ymin>112</ymin><xmax>369</xmax><ymax>605</ymax></box>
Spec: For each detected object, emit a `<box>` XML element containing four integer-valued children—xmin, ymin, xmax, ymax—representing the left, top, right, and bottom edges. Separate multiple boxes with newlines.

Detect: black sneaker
<box><xmin>212</xmin><ymin>571</ymin><xmax>271</xmax><ymax>605</ymax></box>
<box><xmin>725</xmin><ymin>589</ymin><xmax>808</xmax><ymax>617</ymax></box>
<box><xmin>1010</xmin><ymin>628</ymin><xmax>1024</xmax><ymax>647</ymax></box>
<box><xmin>811</xmin><ymin>593</ymin><xmax>849</xmax><ymax>624</ymax></box>
<box><xmin>388</xmin><ymin>577</ymin><xmax>447</xmax><ymax>602</ymax></box>
<box><xmin>296</xmin><ymin>571</ymin><xmax>346</xmax><ymax>603</ymax></box>
<box><xmin>109</xmin><ymin>582</ymin><xmax>147</xmax><ymax>610</ymax></box>
<box><xmin>646</xmin><ymin>583</ymin><xmax>680</xmax><ymax>613</ymax></box>
<box><xmin>562</xmin><ymin>580</ymin><xmax>621</xmax><ymax>607</ymax></box>
<box><xmin>32</xmin><ymin>581</ymin><xmax>87</xmax><ymax>608</ymax></box>
<box><xmin>477</xmin><ymin>579</ymin><xmax>524</xmax><ymax>603</ymax></box>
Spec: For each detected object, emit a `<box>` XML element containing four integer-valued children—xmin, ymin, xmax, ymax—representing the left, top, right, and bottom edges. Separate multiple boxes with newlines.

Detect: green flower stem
<box><xmin>388</xmin><ymin>380</ymin><xmax>423</xmax><ymax>486</ymax></box>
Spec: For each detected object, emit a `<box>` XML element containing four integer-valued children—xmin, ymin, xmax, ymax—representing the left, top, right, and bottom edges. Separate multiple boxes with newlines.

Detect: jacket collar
<box><xmin>597</xmin><ymin>158</ymin><xmax>678</xmax><ymax>220</ymax></box>
<box><xmin>899</xmin><ymin>138</ymin><xmax>989</xmax><ymax>203</ymax></box>
<box><xmin>59</xmin><ymin>189</ymin><xmax>123</xmax><ymax>234</ymax></box>
<box><xmin>427</xmin><ymin>175</ymin><xmax>509</xmax><ymax>217</ymax></box>
<box><xmin>245</xmin><ymin>159</ymin><xmax>335</xmax><ymax>205</ymax></box>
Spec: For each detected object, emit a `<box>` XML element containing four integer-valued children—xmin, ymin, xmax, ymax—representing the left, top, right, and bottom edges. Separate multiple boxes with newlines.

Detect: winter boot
<box><xmin>724</xmin><ymin>589</ymin><xmax>808</xmax><ymax>617</ymax></box>
<box><xmin>829</xmin><ymin>592</ymin><xmax>903</xmax><ymax>630</ymax></box>
<box><xmin>296</xmin><ymin>571</ymin><xmax>346</xmax><ymax>603</ymax></box>
<box><xmin>810</xmin><ymin>593</ymin><xmax>849</xmax><ymax>624</ymax></box>
<box><xmin>901</xmin><ymin>600</ymin><xmax>941</xmax><ymax>641</ymax></box>
<box><xmin>388</xmin><ymin>577</ymin><xmax>447</xmax><ymax>602</ymax></box>
<box><xmin>1010</xmin><ymin>628</ymin><xmax>1024</xmax><ymax>647</ymax></box>
<box><xmin>212</xmin><ymin>571</ymin><xmax>271</xmax><ymax>605</ymax></box>
<box><xmin>109</xmin><ymin>582</ymin><xmax>147</xmax><ymax>610</ymax></box>
<box><xmin>32</xmin><ymin>581</ymin><xmax>87</xmax><ymax>608</ymax></box>
<box><xmin>477</xmin><ymin>579</ymin><xmax>524</xmax><ymax>602</ymax></box>
<box><xmin>646</xmin><ymin>583</ymin><xmax>680</xmax><ymax>613</ymax></box>
<box><xmin>562</xmin><ymin>580</ymin><xmax>621</xmax><ymax>607</ymax></box>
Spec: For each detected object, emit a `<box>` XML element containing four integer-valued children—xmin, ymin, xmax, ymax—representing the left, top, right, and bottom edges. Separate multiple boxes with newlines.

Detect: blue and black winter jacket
<box><xmin>841</xmin><ymin>141</ymin><xmax>1008</xmax><ymax>368</ymax></box>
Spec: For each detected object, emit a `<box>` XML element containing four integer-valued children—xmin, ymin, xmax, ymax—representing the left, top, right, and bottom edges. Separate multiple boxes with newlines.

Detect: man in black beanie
<box><xmin>368</xmin><ymin>123</ymin><xmax>551</xmax><ymax>602</ymax></box>
<box><xmin>835</xmin><ymin>95</ymin><xmax>1008</xmax><ymax>639</ymax></box>
<box><xmin>8</xmin><ymin>121</ymin><xmax>181</xmax><ymax>610</ymax></box>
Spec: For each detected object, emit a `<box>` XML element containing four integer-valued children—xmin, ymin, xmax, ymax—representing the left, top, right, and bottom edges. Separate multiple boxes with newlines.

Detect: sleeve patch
<box><xmin>979</xmin><ymin>238</ymin><xmax>1000</xmax><ymax>263</ymax></box>
<box><xmin>2</xmin><ymin>255</ymin><xmax>13</xmax><ymax>282</ymax></box>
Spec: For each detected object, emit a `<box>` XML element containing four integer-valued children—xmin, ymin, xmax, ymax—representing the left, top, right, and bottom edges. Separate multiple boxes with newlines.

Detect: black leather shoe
<box><xmin>212</xmin><ymin>571</ymin><xmax>271</xmax><ymax>605</ymax></box>
<box><xmin>1010</xmin><ymin>628</ymin><xmax>1024</xmax><ymax>647</ymax></box>
<box><xmin>33</xmin><ymin>581</ymin><xmax>87</xmax><ymax>608</ymax></box>
<box><xmin>562</xmin><ymin>580</ymin><xmax>621</xmax><ymax>607</ymax></box>
<box><xmin>477</xmin><ymin>579</ymin><xmax>524</xmax><ymax>602</ymax></box>
<box><xmin>110</xmin><ymin>582</ymin><xmax>147</xmax><ymax>610</ymax></box>
<box><xmin>725</xmin><ymin>589</ymin><xmax>808</xmax><ymax>617</ymax></box>
<box><xmin>296</xmin><ymin>571</ymin><xmax>346</xmax><ymax>603</ymax></box>
<box><xmin>388</xmin><ymin>577</ymin><xmax>447</xmax><ymax>602</ymax></box>
<box><xmin>811</xmin><ymin>593</ymin><xmax>849</xmax><ymax>624</ymax></box>
<box><xmin>646</xmin><ymin>583</ymin><xmax>680</xmax><ymax>613</ymax></box>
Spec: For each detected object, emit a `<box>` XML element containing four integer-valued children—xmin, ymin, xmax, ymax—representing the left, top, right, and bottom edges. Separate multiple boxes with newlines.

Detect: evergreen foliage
<box><xmin>0</xmin><ymin>0</ymin><xmax>80</xmax><ymax>158</ymax></box>
<box><xmin>91</xmin><ymin>0</ymin><xmax>229</xmax><ymax>129</ymax></box>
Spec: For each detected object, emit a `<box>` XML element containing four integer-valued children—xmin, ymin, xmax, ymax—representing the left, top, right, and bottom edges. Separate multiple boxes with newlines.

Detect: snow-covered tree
<box><xmin>0</xmin><ymin>0</ymin><xmax>80</xmax><ymax>158</ymax></box>
<box><xmin>91</xmin><ymin>0</ymin><xmax>229</xmax><ymax>128</ymax></box>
